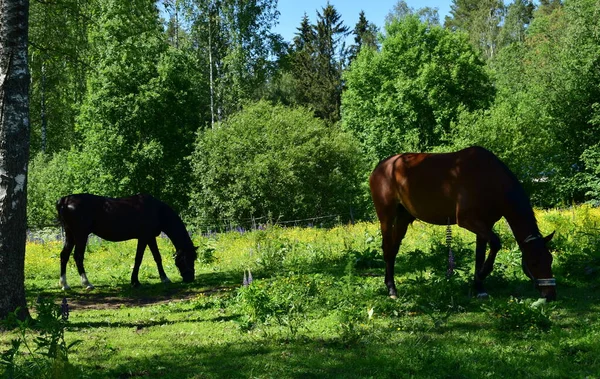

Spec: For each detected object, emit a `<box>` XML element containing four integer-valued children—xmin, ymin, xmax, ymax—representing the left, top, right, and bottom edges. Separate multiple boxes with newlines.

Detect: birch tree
<box><xmin>0</xmin><ymin>0</ymin><xmax>30</xmax><ymax>320</ymax></box>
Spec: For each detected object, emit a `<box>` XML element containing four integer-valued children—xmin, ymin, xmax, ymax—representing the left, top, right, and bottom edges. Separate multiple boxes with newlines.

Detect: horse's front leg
<box><xmin>473</xmin><ymin>232</ymin><xmax>501</xmax><ymax>298</ymax></box>
<box><xmin>131</xmin><ymin>239</ymin><xmax>147</xmax><ymax>287</ymax></box>
<box><xmin>474</xmin><ymin>235</ymin><xmax>488</xmax><ymax>297</ymax></box>
<box><xmin>148</xmin><ymin>238</ymin><xmax>170</xmax><ymax>283</ymax></box>
<box><xmin>73</xmin><ymin>237</ymin><xmax>94</xmax><ymax>290</ymax></box>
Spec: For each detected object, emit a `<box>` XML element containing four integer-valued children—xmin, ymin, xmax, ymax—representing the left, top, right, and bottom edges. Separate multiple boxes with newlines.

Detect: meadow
<box><xmin>2</xmin><ymin>206</ymin><xmax>600</xmax><ymax>378</ymax></box>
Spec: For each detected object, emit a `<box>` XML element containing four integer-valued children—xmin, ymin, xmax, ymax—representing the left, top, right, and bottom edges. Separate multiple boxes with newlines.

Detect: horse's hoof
<box><xmin>131</xmin><ymin>282</ymin><xmax>141</xmax><ymax>288</ymax></box>
<box><xmin>390</xmin><ymin>295</ymin><xmax>398</xmax><ymax>300</ymax></box>
<box><xmin>61</xmin><ymin>285</ymin><xmax>71</xmax><ymax>291</ymax></box>
<box><xmin>476</xmin><ymin>292</ymin><xmax>489</xmax><ymax>299</ymax></box>
<box><xmin>85</xmin><ymin>285</ymin><xmax>95</xmax><ymax>291</ymax></box>
<box><xmin>161</xmin><ymin>277</ymin><xmax>171</xmax><ymax>284</ymax></box>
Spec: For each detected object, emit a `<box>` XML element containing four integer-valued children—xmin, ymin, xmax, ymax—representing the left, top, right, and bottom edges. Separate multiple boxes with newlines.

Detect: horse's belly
<box><xmin>415</xmin><ymin>215</ymin><xmax>456</xmax><ymax>226</ymax></box>
<box><xmin>92</xmin><ymin>230</ymin><xmax>138</xmax><ymax>242</ymax></box>
<box><xmin>401</xmin><ymin>197</ymin><xmax>456</xmax><ymax>226</ymax></box>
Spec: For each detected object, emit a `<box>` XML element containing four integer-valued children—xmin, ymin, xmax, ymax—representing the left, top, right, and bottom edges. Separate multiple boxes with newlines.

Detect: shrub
<box><xmin>189</xmin><ymin>101</ymin><xmax>367</xmax><ymax>228</ymax></box>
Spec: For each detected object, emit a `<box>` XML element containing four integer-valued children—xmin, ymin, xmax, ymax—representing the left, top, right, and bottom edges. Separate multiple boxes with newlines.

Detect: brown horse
<box><xmin>57</xmin><ymin>193</ymin><xmax>197</xmax><ymax>290</ymax></box>
<box><xmin>369</xmin><ymin>146</ymin><xmax>556</xmax><ymax>300</ymax></box>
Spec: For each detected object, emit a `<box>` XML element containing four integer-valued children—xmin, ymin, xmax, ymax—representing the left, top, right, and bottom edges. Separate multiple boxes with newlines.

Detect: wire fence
<box><xmin>189</xmin><ymin>214</ymin><xmax>345</xmax><ymax>235</ymax></box>
<box><xmin>26</xmin><ymin>213</ymin><xmax>355</xmax><ymax>244</ymax></box>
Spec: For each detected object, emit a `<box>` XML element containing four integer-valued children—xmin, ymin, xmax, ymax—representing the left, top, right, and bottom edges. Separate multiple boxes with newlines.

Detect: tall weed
<box><xmin>1</xmin><ymin>297</ymin><xmax>80</xmax><ymax>379</ymax></box>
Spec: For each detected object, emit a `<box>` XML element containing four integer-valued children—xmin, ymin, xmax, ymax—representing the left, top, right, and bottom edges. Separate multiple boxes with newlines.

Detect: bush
<box><xmin>27</xmin><ymin>148</ymin><xmax>116</xmax><ymax>227</ymax></box>
<box><xmin>188</xmin><ymin>101</ymin><xmax>367</xmax><ymax>228</ymax></box>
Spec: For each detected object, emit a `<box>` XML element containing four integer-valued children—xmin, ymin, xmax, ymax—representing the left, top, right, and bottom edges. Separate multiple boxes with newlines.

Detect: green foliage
<box><xmin>347</xmin><ymin>232</ymin><xmax>384</xmax><ymax>269</ymax></box>
<box><xmin>349</xmin><ymin>11</ymin><xmax>379</xmax><ymax>62</ymax></box>
<box><xmin>235</xmin><ymin>274</ymin><xmax>317</xmax><ymax>336</ymax></box>
<box><xmin>27</xmin><ymin>152</ymin><xmax>72</xmax><ymax>228</ymax></box>
<box><xmin>542</xmin><ymin>206</ymin><xmax>600</xmax><ymax>286</ymax></box>
<box><xmin>580</xmin><ymin>141</ymin><xmax>600</xmax><ymax>204</ymax></box>
<box><xmin>1</xmin><ymin>298</ymin><xmax>79</xmax><ymax>379</ymax></box>
<box><xmin>189</xmin><ymin>101</ymin><xmax>366</xmax><ymax>227</ymax></box>
<box><xmin>444</xmin><ymin>0</ymin><xmax>505</xmax><ymax>60</ymax></box>
<box><xmin>482</xmin><ymin>297</ymin><xmax>553</xmax><ymax>333</ymax></box>
<box><xmin>74</xmin><ymin>1</ymin><xmax>203</xmax><ymax>210</ymax></box>
<box><xmin>28</xmin><ymin>0</ymin><xmax>92</xmax><ymax>155</ymax></box>
<box><xmin>342</xmin><ymin>14</ymin><xmax>493</xmax><ymax>163</ymax></box>
<box><xmin>185</xmin><ymin>0</ymin><xmax>279</xmax><ymax>124</ymax></box>
<box><xmin>8</xmin><ymin>207</ymin><xmax>600</xmax><ymax>378</ymax></box>
<box><xmin>452</xmin><ymin>0</ymin><xmax>600</xmax><ymax>206</ymax></box>
<box><xmin>281</xmin><ymin>5</ymin><xmax>350</xmax><ymax>123</ymax></box>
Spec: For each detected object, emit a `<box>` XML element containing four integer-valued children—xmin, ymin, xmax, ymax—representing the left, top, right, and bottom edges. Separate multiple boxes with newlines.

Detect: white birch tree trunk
<box><xmin>0</xmin><ymin>0</ymin><xmax>30</xmax><ymax>320</ymax></box>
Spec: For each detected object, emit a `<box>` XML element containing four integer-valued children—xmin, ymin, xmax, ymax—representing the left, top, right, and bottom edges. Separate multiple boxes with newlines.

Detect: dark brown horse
<box><xmin>57</xmin><ymin>193</ymin><xmax>197</xmax><ymax>290</ymax></box>
<box><xmin>369</xmin><ymin>146</ymin><xmax>556</xmax><ymax>300</ymax></box>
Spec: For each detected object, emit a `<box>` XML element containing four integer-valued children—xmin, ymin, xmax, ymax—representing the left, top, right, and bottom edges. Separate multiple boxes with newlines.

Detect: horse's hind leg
<box><xmin>380</xmin><ymin>206</ymin><xmax>414</xmax><ymax>299</ymax></box>
<box><xmin>59</xmin><ymin>232</ymin><xmax>75</xmax><ymax>290</ymax></box>
<box><xmin>148</xmin><ymin>238</ymin><xmax>170</xmax><ymax>283</ymax></box>
<box><xmin>73</xmin><ymin>236</ymin><xmax>94</xmax><ymax>290</ymax></box>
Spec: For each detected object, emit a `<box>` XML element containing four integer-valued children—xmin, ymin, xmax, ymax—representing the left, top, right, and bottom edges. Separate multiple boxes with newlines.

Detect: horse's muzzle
<box><xmin>537</xmin><ymin>279</ymin><xmax>556</xmax><ymax>301</ymax></box>
<box><xmin>542</xmin><ymin>289</ymin><xmax>556</xmax><ymax>301</ymax></box>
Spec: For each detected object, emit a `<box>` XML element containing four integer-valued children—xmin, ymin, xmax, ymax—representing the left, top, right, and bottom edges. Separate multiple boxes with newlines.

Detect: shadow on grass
<box><xmin>26</xmin><ymin>269</ymin><xmax>244</xmax><ymax>311</ymax></box>
<box><xmin>74</xmin><ymin>327</ymin><xmax>599</xmax><ymax>379</ymax></box>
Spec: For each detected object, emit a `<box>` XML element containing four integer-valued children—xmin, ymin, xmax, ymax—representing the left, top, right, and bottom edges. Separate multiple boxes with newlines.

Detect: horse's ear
<box><xmin>544</xmin><ymin>231</ymin><xmax>555</xmax><ymax>243</ymax></box>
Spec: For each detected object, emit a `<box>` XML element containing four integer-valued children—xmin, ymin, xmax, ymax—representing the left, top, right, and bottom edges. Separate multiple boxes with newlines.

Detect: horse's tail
<box><xmin>56</xmin><ymin>196</ymin><xmax>68</xmax><ymax>227</ymax></box>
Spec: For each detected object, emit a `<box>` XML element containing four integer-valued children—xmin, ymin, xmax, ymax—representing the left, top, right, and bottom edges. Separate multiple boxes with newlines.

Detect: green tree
<box><xmin>76</xmin><ymin>0</ymin><xmax>202</xmax><ymax>209</ymax></box>
<box><xmin>386</xmin><ymin>0</ymin><xmax>440</xmax><ymax>25</ymax></box>
<box><xmin>538</xmin><ymin>0</ymin><xmax>562</xmax><ymax>15</ymax></box>
<box><xmin>580</xmin><ymin>141</ymin><xmax>600</xmax><ymax>204</ymax></box>
<box><xmin>452</xmin><ymin>0</ymin><xmax>600</xmax><ymax>205</ymax></box>
<box><xmin>28</xmin><ymin>0</ymin><xmax>94</xmax><ymax>154</ymax></box>
<box><xmin>186</xmin><ymin>0</ymin><xmax>279</xmax><ymax>126</ymax></box>
<box><xmin>444</xmin><ymin>0</ymin><xmax>505</xmax><ymax>59</ymax></box>
<box><xmin>342</xmin><ymin>15</ymin><xmax>493</xmax><ymax>163</ymax></box>
<box><xmin>286</xmin><ymin>4</ymin><xmax>350</xmax><ymax>123</ymax></box>
<box><xmin>497</xmin><ymin>0</ymin><xmax>534</xmax><ymax>46</ymax></box>
<box><xmin>349</xmin><ymin>11</ymin><xmax>379</xmax><ymax>62</ymax></box>
<box><xmin>189</xmin><ymin>101</ymin><xmax>366</xmax><ymax>228</ymax></box>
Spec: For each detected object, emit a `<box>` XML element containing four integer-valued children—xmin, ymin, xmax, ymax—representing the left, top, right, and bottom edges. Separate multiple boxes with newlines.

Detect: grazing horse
<box><xmin>57</xmin><ymin>193</ymin><xmax>197</xmax><ymax>290</ymax></box>
<box><xmin>369</xmin><ymin>146</ymin><xmax>556</xmax><ymax>301</ymax></box>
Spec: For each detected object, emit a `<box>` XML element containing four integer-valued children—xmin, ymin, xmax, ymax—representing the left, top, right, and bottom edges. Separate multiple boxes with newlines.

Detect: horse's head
<box><xmin>521</xmin><ymin>231</ymin><xmax>556</xmax><ymax>301</ymax></box>
<box><xmin>174</xmin><ymin>247</ymin><xmax>197</xmax><ymax>283</ymax></box>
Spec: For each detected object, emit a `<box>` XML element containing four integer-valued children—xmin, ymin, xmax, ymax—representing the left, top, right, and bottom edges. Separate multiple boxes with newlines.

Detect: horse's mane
<box><xmin>157</xmin><ymin>199</ymin><xmax>197</xmax><ymax>260</ymax></box>
<box><xmin>485</xmin><ymin>149</ymin><xmax>540</xmax><ymax>234</ymax></box>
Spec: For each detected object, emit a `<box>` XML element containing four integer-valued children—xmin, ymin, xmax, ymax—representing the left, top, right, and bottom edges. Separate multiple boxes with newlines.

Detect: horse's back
<box><xmin>57</xmin><ymin>193</ymin><xmax>162</xmax><ymax>241</ymax></box>
<box><xmin>370</xmin><ymin>146</ymin><xmax>517</xmax><ymax>224</ymax></box>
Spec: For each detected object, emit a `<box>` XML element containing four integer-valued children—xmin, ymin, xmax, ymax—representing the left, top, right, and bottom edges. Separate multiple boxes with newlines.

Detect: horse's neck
<box><xmin>161</xmin><ymin>212</ymin><xmax>193</xmax><ymax>250</ymax></box>
<box><xmin>504</xmin><ymin>205</ymin><xmax>540</xmax><ymax>244</ymax></box>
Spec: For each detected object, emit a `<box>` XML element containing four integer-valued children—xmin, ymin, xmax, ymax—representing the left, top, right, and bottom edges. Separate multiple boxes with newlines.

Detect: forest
<box><xmin>26</xmin><ymin>0</ymin><xmax>600</xmax><ymax>230</ymax></box>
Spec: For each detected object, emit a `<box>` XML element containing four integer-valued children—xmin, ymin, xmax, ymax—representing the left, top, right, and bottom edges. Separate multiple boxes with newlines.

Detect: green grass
<box><xmin>2</xmin><ymin>207</ymin><xmax>600</xmax><ymax>378</ymax></box>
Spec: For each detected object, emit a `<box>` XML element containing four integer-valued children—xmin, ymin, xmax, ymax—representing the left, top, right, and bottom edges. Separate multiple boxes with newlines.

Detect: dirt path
<box><xmin>63</xmin><ymin>286</ymin><xmax>235</xmax><ymax>311</ymax></box>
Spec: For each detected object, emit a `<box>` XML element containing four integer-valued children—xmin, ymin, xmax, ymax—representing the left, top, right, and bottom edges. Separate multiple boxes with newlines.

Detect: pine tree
<box><xmin>349</xmin><ymin>11</ymin><xmax>378</xmax><ymax>62</ymax></box>
<box><xmin>288</xmin><ymin>3</ymin><xmax>349</xmax><ymax>123</ymax></box>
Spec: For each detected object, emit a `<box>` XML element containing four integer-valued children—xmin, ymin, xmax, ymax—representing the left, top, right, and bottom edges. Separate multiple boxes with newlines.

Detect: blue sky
<box><xmin>273</xmin><ymin>0</ymin><xmax>452</xmax><ymax>42</ymax></box>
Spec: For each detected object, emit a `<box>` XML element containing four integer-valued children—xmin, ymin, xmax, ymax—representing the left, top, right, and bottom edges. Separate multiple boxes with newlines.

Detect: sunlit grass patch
<box><xmin>6</xmin><ymin>206</ymin><xmax>600</xmax><ymax>378</ymax></box>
